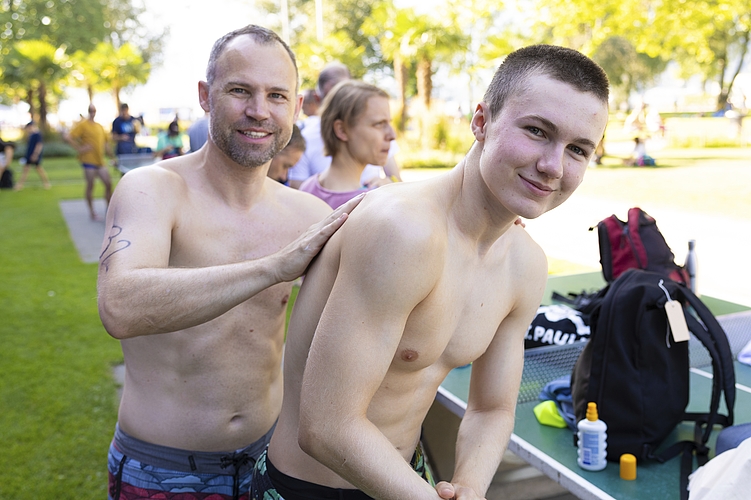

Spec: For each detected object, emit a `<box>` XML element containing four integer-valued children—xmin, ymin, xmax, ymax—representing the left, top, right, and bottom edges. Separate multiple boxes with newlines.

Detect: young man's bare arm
<box><xmin>97</xmin><ymin>167</ymin><xmax>363</xmax><ymax>339</ymax></box>
<box><xmin>445</xmin><ymin>245</ymin><xmax>547</xmax><ymax>498</ymax></box>
<box><xmin>298</xmin><ymin>212</ymin><xmax>445</xmax><ymax>500</ymax></box>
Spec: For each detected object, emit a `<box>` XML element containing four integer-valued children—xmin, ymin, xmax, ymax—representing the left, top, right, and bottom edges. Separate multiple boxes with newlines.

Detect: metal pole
<box><xmin>280</xmin><ymin>0</ymin><xmax>290</xmax><ymax>43</ymax></box>
<box><xmin>315</xmin><ymin>0</ymin><xmax>323</xmax><ymax>41</ymax></box>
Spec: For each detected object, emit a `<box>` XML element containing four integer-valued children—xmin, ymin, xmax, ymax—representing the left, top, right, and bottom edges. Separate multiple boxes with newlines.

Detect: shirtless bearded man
<box><xmin>98</xmin><ymin>25</ymin><xmax>361</xmax><ymax>500</ymax></box>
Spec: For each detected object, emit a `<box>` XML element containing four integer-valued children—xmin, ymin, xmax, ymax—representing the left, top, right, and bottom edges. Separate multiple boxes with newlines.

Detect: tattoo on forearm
<box><xmin>100</xmin><ymin>225</ymin><xmax>131</xmax><ymax>272</ymax></box>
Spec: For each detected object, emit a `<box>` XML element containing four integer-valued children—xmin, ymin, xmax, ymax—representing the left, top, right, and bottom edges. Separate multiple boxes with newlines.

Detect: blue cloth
<box><xmin>24</xmin><ymin>131</ymin><xmax>43</xmax><ymax>164</ymax></box>
<box><xmin>716</xmin><ymin>423</ymin><xmax>751</xmax><ymax>456</ymax></box>
<box><xmin>539</xmin><ymin>376</ymin><xmax>577</xmax><ymax>430</ymax></box>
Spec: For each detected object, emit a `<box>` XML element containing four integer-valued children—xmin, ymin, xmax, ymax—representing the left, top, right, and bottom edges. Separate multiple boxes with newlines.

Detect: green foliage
<box><xmin>427</xmin><ymin>114</ymin><xmax>474</xmax><ymax>154</ymax></box>
<box><xmin>0</xmin><ymin>159</ymin><xmax>122</xmax><ymax>498</ymax></box>
<box><xmin>592</xmin><ymin>36</ymin><xmax>667</xmax><ymax>109</ymax></box>
<box><xmin>0</xmin><ymin>0</ymin><xmax>112</xmax><ymax>54</ymax></box>
<box><xmin>11</xmin><ymin>140</ymin><xmax>77</xmax><ymax>159</ymax></box>
<box><xmin>526</xmin><ymin>0</ymin><xmax>751</xmax><ymax>112</ymax></box>
<box><xmin>0</xmin><ymin>0</ymin><xmax>163</xmax><ymax>121</ymax></box>
<box><xmin>69</xmin><ymin>41</ymin><xmax>151</xmax><ymax>109</ymax></box>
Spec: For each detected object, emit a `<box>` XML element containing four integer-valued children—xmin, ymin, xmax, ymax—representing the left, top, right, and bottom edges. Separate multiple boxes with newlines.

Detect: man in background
<box><xmin>187</xmin><ymin>111</ymin><xmax>210</xmax><ymax>152</ymax></box>
<box><xmin>65</xmin><ymin>104</ymin><xmax>112</xmax><ymax>220</ymax></box>
<box><xmin>112</xmin><ymin>103</ymin><xmax>140</xmax><ymax>155</ymax></box>
<box><xmin>14</xmin><ymin>121</ymin><xmax>51</xmax><ymax>190</ymax></box>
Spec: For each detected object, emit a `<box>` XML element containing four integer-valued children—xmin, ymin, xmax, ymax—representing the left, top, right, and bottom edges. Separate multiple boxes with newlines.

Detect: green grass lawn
<box><xmin>2</xmin><ymin>145</ymin><xmax>750</xmax><ymax>497</ymax></box>
<box><xmin>1</xmin><ymin>158</ymin><xmax>122</xmax><ymax>498</ymax></box>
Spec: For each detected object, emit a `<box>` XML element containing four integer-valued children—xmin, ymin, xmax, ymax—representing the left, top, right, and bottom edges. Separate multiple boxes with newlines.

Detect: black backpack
<box><xmin>0</xmin><ymin>167</ymin><xmax>13</xmax><ymax>189</ymax></box>
<box><xmin>592</xmin><ymin>207</ymin><xmax>689</xmax><ymax>285</ymax></box>
<box><xmin>570</xmin><ymin>269</ymin><xmax>735</xmax><ymax>499</ymax></box>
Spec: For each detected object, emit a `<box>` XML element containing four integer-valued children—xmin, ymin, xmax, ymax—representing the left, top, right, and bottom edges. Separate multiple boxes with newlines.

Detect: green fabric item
<box><xmin>533</xmin><ymin>400</ymin><xmax>568</xmax><ymax>428</ymax></box>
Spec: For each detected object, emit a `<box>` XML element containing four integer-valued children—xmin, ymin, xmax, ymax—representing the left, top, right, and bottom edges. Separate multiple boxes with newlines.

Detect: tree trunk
<box><xmin>26</xmin><ymin>87</ymin><xmax>36</xmax><ymax>122</ymax></box>
<box><xmin>393</xmin><ymin>52</ymin><xmax>408</xmax><ymax>133</ymax></box>
<box><xmin>719</xmin><ymin>30</ymin><xmax>750</xmax><ymax>112</ymax></box>
<box><xmin>416</xmin><ymin>56</ymin><xmax>432</xmax><ymax>111</ymax></box>
<box><xmin>38</xmin><ymin>81</ymin><xmax>48</xmax><ymax>132</ymax></box>
<box><xmin>715</xmin><ymin>44</ymin><xmax>729</xmax><ymax>111</ymax></box>
<box><xmin>416</xmin><ymin>56</ymin><xmax>432</xmax><ymax>150</ymax></box>
<box><xmin>113</xmin><ymin>86</ymin><xmax>122</xmax><ymax>111</ymax></box>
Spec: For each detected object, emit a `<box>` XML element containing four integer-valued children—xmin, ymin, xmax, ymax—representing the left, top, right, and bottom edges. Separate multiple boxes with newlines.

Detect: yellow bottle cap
<box><xmin>620</xmin><ymin>453</ymin><xmax>637</xmax><ymax>480</ymax></box>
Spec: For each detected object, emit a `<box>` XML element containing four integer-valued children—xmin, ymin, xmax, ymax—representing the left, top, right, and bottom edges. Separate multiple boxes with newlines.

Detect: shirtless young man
<box><xmin>252</xmin><ymin>45</ymin><xmax>610</xmax><ymax>500</ymax></box>
<box><xmin>97</xmin><ymin>25</ymin><xmax>362</xmax><ymax>500</ymax></box>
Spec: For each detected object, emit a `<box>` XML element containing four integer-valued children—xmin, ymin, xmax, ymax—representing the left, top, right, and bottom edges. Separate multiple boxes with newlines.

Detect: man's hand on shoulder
<box><xmin>273</xmin><ymin>193</ymin><xmax>365</xmax><ymax>282</ymax></box>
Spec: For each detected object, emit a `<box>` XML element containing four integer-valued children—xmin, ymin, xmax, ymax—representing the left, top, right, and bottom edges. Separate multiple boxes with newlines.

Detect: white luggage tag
<box><xmin>659</xmin><ymin>280</ymin><xmax>690</xmax><ymax>343</ymax></box>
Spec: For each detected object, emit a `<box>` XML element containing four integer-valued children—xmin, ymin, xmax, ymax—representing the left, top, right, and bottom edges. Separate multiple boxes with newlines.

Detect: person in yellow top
<box><xmin>65</xmin><ymin>104</ymin><xmax>113</xmax><ymax>220</ymax></box>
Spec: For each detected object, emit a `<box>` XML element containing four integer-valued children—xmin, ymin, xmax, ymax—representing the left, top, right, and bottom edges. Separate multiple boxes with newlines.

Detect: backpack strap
<box><xmin>678</xmin><ymin>287</ymin><xmax>736</xmax><ymax>434</ymax></box>
<box><xmin>651</xmin><ymin>438</ymin><xmax>711</xmax><ymax>500</ymax></box>
<box><xmin>655</xmin><ymin>283</ymin><xmax>735</xmax><ymax>500</ymax></box>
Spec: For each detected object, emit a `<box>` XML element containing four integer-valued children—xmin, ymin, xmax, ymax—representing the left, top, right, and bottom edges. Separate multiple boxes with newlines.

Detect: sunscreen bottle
<box><xmin>577</xmin><ymin>402</ymin><xmax>608</xmax><ymax>471</ymax></box>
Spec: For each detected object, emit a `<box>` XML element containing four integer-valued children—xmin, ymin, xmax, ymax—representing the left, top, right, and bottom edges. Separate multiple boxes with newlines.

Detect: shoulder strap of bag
<box><xmin>679</xmin><ymin>287</ymin><xmax>736</xmax><ymax>432</ymax></box>
<box><xmin>654</xmin><ymin>285</ymin><xmax>736</xmax><ymax>500</ymax></box>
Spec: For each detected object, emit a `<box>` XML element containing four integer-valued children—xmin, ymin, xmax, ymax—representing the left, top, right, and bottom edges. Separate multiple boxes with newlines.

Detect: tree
<box><xmin>363</xmin><ymin>1</ymin><xmax>468</xmax><ymax>140</ymax></box>
<box><xmin>526</xmin><ymin>0</ymin><xmax>751</xmax><ymax>112</ymax></box>
<box><xmin>1</xmin><ymin>39</ymin><xmax>70</xmax><ymax>130</ymax></box>
<box><xmin>1</xmin><ymin>0</ymin><xmax>164</xmax><ymax>122</ymax></box>
<box><xmin>258</xmin><ymin>0</ymin><xmax>385</xmax><ymax>87</ymax></box>
<box><xmin>70</xmin><ymin>41</ymin><xmax>150</xmax><ymax>109</ymax></box>
<box><xmin>639</xmin><ymin>2</ymin><xmax>751</xmax><ymax>111</ymax></box>
<box><xmin>0</xmin><ymin>0</ymin><xmax>113</xmax><ymax>55</ymax></box>
<box><xmin>362</xmin><ymin>2</ymin><xmax>415</xmax><ymax>131</ymax></box>
<box><xmin>592</xmin><ymin>36</ymin><xmax>666</xmax><ymax>110</ymax></box>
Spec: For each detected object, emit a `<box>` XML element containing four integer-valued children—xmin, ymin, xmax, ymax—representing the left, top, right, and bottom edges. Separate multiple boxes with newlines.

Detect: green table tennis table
<box><xmin>436</xmin><ymin>273</ymin><xmax>751</xmax><ymax>500</ymax></box>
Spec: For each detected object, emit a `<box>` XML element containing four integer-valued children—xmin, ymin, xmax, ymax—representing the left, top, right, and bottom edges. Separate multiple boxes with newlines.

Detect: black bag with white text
<box><xmin>525</xmin><ymin>304</ymin><xmax>590</xmax><ymax>349</ymax></box>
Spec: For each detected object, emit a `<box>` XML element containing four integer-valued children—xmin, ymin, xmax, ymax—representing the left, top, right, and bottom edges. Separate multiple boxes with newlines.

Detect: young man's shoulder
<box><xmin>504</xmin><ymin>225</ymin><xmax>549</xmax><ymax>284</ymax></box>
<box><xmin>338</xmin><ymin>183</ymin><xmax>446</xmax><ymax>256</ymax></box>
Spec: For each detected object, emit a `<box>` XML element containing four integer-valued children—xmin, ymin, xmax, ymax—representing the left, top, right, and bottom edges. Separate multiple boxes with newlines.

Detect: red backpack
<box><xmin>592</xmin><ymin>207</ymin><xmax>690</xmax><ymax>285</ymax></box>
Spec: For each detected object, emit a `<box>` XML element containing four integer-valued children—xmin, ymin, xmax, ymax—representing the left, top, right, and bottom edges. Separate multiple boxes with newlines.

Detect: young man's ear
<box><xmin>471</xmin><ymin>102</ymin><xmax>490</xmax><ymax>142</ymax></box>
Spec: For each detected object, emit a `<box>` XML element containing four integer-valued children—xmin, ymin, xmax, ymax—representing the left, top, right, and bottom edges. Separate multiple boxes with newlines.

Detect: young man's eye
<box><xmin>569</xmin><ymin>145</ymin><xmax>587</xmax><ymax>157</ymax></box>
<box><xmin>527</xmin><ymin>126</ymin><xmax>543</xmax><ymax>136</ymax></box>
<box><xmin>270</xmin><ymin>93</ymin><xmax>286</xmax><ymax>100</ymax></box>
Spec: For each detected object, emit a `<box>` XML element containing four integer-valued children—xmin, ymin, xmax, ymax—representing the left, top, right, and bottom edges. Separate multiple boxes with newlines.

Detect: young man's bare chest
<box><xmin>395</xmin><ymin>243</ymin><xmax>519</xmax><ymax>371</ymax></box>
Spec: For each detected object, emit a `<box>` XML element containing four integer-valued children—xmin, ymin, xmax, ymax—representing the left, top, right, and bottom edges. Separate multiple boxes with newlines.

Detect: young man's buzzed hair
<box><xmin>205</xmin><ymin>24</ymin><xmax>298</xmax><ymax>86</ymax></box>
<box><xmin>483</xmin><ymin>44</ymin><xmax>610</xmax><ymax>120</ymax></box>
<box><xmin>319</xmin><ymin>80</ymin><xmax>390</xmax><ymax>157</ymax></box>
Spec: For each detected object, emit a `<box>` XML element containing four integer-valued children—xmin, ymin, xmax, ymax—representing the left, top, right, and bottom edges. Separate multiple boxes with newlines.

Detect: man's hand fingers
<box><xmin>306</xmin><ymin>193</ymin><xmax>365</xmax><ymax>253</ymax></box>
<box><xmin>331</xmin><ymin>192</ymin><xmax>366</xmax><ymax>220</ymax></box>
<box><xmin>451</xmin><ymin>485</ymin><xmax>486</xmax><ymax>500</ymax></box>
<box><xmin>435</xmin><ymin>481</ymin><xmax>455</xmax><ymax>499</ymax></box>
<box><xmin>274</xmin><ymin>193</ymin><xmax>366</xmax><ymax>283</ymax></box>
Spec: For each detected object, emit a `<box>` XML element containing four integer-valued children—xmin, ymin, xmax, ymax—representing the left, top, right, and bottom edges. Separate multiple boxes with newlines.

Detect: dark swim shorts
<box><xmin>250</xmin><ymin>443</ymin><xmax>435</xmax><ymax>500</ymax></box>
<box><xmin>108</xmin><ymin>423</ymin><xmax>274</xmax><ymax>500</ymax></box>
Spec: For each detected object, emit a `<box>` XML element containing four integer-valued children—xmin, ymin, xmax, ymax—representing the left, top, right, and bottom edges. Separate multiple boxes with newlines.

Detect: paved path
<box><xmin>59</xmin><ymin>199</ymin><xmax>107</xmax><ymax>264</ymax></box>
